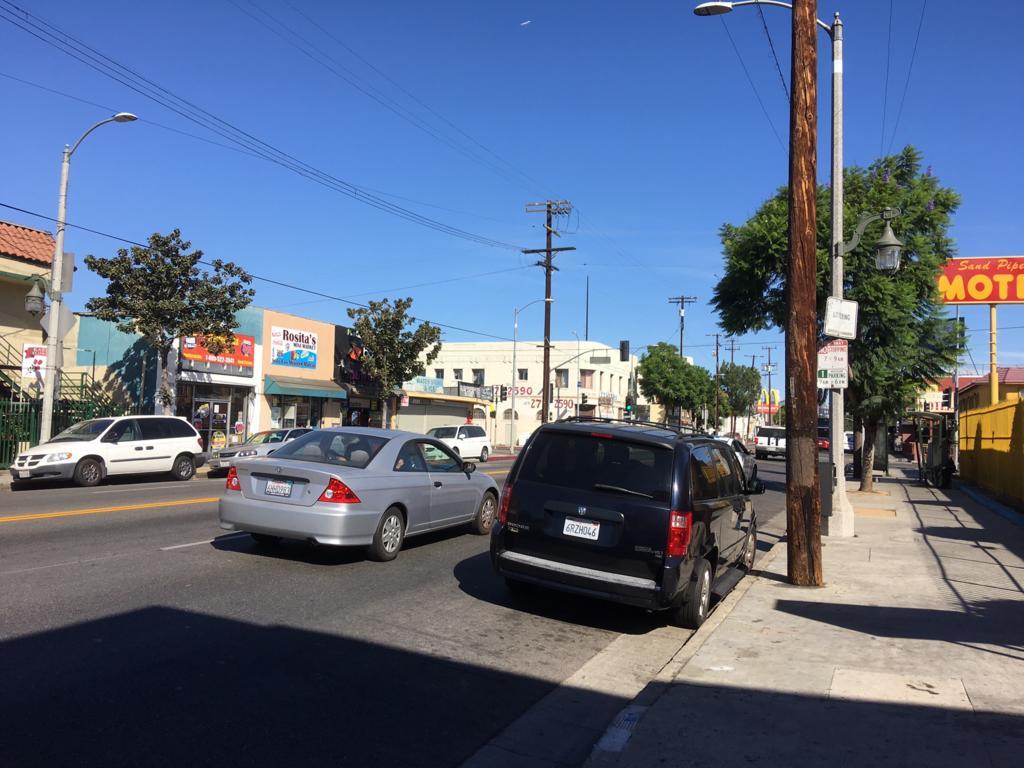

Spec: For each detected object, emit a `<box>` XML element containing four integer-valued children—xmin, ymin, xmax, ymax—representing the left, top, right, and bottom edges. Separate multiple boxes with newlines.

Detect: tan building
<box><xmin>0</xmin><ymin>221</ymin><xmax>53</xmax><ymax>398</ymax></box>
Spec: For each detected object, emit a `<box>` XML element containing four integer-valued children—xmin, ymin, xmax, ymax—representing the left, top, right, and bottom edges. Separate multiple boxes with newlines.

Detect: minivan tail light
<box><xmin>498</xmin><ymin>483</ymin><xmax>513</xmax><ymax>524</ymax></box>
<box><xmin>226</xmin><ymin>467</ymin><xmax>241</xmax><ymax>492</ymax></box>
<box><xmin>666</xmin><ymin>511</ymin><xmax>692</xmax><ymax>557</ymax></box>
<box><xmin>319</xmin><ymin>478</ymin><xmax>360</xmax><ymax>504</ymax></box>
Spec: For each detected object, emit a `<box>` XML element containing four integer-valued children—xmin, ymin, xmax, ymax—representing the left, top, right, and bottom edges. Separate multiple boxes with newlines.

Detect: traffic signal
<box><xmin>619</xmin><ymin>340</ymin><xmax>629</xmax><ymax>362</ymax></box>
<box><xmin>500</xmin><ymin>385</ymin><xmax>509</xmax><ymax>401</ymax></box>
<box><xmin>625</xmin><ymin>394</ymin><xmax>634</xmax><ymax>414</ymax></box>
<box><xmin>581</xmin><ymin>393</ymin><xmax>588</xmax><ymax>405</ymax></box>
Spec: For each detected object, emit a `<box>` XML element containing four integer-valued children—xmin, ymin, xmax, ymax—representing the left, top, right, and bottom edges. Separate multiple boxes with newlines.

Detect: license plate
<box><xmin>265</xmin><ymin>479</ymin><xmax>293</xmax><ymax>497</ymax></box>
<box><xmin>563</xmin><ymin>518</ymin><xmax>600</xmax><ymax>540</ymax></box>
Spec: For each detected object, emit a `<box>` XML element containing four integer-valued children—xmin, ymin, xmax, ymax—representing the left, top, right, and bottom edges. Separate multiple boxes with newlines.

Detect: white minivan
<box><xmin>10</xmin><ymin>415</ymin><xmax>205</xmax><ymax>486</ymax></box>
<box><xmin>426</xmin><ymin>424</ymin><xmax>492</xmax><ymax>462</ymax></box>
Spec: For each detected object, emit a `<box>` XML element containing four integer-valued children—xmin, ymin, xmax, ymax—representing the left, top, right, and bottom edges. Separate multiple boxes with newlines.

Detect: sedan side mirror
<box><xmin>463</xmin><ymin>462</ymin><xmax>476</xmax><ymax>475</ymax></box>
<box><xmin>748</xmin><ymin>479</ymin><xmax>766</xmax><ymax>495</ymax></box>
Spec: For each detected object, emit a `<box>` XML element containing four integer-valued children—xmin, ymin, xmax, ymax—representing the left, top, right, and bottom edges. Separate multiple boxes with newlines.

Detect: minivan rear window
<box><xmin>518</xmin><ymin>432</ymin><xmax>672</xmax><ymax>502</ymax></box>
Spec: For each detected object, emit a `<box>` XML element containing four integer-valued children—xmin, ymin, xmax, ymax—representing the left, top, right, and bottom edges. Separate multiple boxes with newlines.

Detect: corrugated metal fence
<box><xmin>959</xmin><ymin>395</ymin><xmax>1024</xmax><ymax>510</ymax></box>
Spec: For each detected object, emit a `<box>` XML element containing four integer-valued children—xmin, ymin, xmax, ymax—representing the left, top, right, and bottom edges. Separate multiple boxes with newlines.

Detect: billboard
<box><xmin>938</xmin><ymin>257</ymin><xmax>1024</xmax><ymax>304</ymax></box>
<box><xmin>180</xmin><ymin>333</ymin><xmax>255</xmax><ymax>377</ymax></box>
<box><xmin>271</xmin><ymin>326</ymin><xmax>318</xmax><ymax>369</ymax></box>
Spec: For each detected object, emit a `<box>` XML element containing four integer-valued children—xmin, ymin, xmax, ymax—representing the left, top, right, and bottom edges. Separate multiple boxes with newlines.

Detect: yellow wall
<box><xmin>959</xmin><ymin>394</ymin><xmax>1024</xmax><ymax>509</ymax></box>
<box><xmin>259</xmin><ymin>309</ymin><xmax>337</xmax><ymax>428</ymax></box>
<box><xmin>960</xmin><ymin>383</ymin><xmax>1024</xmax><ymax>413</ymax></box>
<box><xmin>0</xmin><ymin>260</ymin><xmax>46</xmax><ymax>375</ymax></box>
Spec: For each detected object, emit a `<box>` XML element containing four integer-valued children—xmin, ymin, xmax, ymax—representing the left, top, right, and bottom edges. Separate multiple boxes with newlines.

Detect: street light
<box><xmin>24</xmin><ymin>279</ymin><xmax>46</xmax><ymax>318</ymax></box>
<box><xmin>840</xmin><ymin>207</ymin><xmax>904</xmax><ymax>271</ymax></box>
<box><xmin>694</xmin><ymin>0</ymin><xmax>853</xmax><ymax>537</ymax></box>
<box><xmin>38</xmin><ymin>112</ymin><xmax>137</xmax><ymax>443</ymax></box>
<box><xmin>511</xmin><ymin>298</ymin><xmax>552</xmax><ymax>451</ymax></box>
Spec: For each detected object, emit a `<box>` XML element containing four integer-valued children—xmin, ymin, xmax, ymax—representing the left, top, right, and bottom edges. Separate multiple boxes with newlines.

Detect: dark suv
<box><xmin>490</xmin><ymin>419</ymin><xmax>763</xmax><ymax>628</ymax></box>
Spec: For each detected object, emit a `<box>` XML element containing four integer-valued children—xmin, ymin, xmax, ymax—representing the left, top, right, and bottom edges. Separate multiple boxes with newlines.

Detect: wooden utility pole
<box><xmin>708</xmin><ymin>332</ymin><xmax>721</xmax><ymax>432</ymax></box>
<box><xmin>786</xmin><ymin>0</ymin><xmax>823</xmax><ymax>587</ymax></box>
<box><xmin>525</xmin><ymin>200</ymin><xmax>573</xmax><ymax>423</ymax></box>
<box><xmin>668</xmin><ymin>295</ymin><xmax>698</xmax><ymax>359</ymax></box>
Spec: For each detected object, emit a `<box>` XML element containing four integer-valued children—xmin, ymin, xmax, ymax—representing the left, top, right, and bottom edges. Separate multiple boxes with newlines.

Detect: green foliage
<box><xmin>718</xmin><ymin>362</ymin><xmax>762</xmax><ymax>418</ymax></box>
<box><xmin>85</xmin><ymin>230</ymin><xmax>254</xmax><ymax>409</ymax></box>
<box><xmin>638</xmin><ymin>342</ymin><xmax>714</xmax><ymax>419</ymax></box>
<box><xmin>346</xmin><ymin>297</ymin><xmax>441</xmax><ymax>420</ymax></box>
<box><xmin>711</xmin><ymin>146</ymin><xmax>961</xmax><ymax>425</ymax></box>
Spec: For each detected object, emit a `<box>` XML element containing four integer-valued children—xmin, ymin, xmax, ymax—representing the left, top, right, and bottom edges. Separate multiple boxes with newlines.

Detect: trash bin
<box><xmin>819</xmin><ymin>452</ymin><xmax>834</xmax><ymax>517</ymax></box>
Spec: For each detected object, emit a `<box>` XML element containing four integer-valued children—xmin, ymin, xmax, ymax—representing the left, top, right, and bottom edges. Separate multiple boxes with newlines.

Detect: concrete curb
<box><xmin>584</xmin><ymin>537</ymin><xmax>785</xmax><ymax>767</ymax></box>
<box><xmin>957</xmin><ymin>482</ymin><xmax>1023</xmax><ymax>527</ymax></box>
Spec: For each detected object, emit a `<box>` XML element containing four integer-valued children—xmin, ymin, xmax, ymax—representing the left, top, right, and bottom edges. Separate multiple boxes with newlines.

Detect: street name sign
<box><xmin>824</xmin><ymin>297</ymin><xmax>858</xmax><ymax>339</ymax></box>
<box><xmin>817</xmin><ymin>339</ymin><xmax>848</xmax><ymax>389</ymax></box>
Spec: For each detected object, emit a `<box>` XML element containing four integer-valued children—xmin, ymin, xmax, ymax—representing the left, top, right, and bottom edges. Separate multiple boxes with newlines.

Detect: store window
<box><xmin>268</xmin><ymin>395</ymin><xmax>322</xmax><ymax>429</ymax></box>
<box><xmin>176</xmin><ymin>381</ymin><xmax>251</xmax><ymax>451</ymax></box>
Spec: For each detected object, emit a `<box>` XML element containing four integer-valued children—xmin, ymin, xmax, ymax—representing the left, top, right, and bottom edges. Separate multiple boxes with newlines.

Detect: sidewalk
<box><xmin>588</xmin><ymin>469</ymin><xmax>1024</xmax><ymax>768</ymax></box>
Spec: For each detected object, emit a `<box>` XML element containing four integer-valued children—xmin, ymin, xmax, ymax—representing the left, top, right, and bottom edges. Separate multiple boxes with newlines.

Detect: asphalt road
<box><xmin>0</xmin><ymin>457</ymin><xmax>789</xmax><ymax>767</ymax></box>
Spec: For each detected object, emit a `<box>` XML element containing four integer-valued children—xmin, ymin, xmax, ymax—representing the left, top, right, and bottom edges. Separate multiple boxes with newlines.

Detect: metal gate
<box><xmin>0</xmin><ymin>400</ymin><xmax>40</xmax><ymax>469</ymax></box>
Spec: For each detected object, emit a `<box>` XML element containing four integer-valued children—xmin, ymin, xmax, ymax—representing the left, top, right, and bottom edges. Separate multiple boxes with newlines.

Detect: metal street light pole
<box><xmin>511</xmin><ymin>298</ymin><xmax>550</xmax><ymax>451</ymax></box>
<box><xmin>571</xmin><ymin>331</ymin><xmax>581</xmax><ymax>417</ymax></box>
<box><xmin>39</xmin><ymin>112</ymin><xmax>137</xmax><ymax>443</ymax></box>
<box><xmin>695</xmin><ymin>1</ymin><xmax>853</xmax><ymax>535</ymax></box>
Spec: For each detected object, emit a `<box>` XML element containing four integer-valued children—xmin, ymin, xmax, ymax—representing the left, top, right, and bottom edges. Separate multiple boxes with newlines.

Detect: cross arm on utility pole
<box><xmin>521</xmin><ymin>247</ymin><xmax>576</xmax><ymax>255</ymax></box>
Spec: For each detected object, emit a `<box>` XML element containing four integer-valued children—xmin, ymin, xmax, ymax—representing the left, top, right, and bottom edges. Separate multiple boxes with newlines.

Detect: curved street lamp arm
<box><xmin>68</xmin><ymin>116</ymin><xmax>119</xmax><ymax>157</ymax></box>
<box><xmin>728</xmin><ymin>1</ymin><xmax>833</xmax><ymax>35</ymax></box>
<box><xmin>838</xmin><ymin>207</ymin><xmax>901</xmax><ymax>256</ymax></box>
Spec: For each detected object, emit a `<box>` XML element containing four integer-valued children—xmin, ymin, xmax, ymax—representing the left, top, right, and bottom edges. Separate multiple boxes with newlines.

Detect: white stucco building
<box><xmin>409</xmin><ymin>340</ymin><xmax>645</xmax><ymax>446</ymax></box>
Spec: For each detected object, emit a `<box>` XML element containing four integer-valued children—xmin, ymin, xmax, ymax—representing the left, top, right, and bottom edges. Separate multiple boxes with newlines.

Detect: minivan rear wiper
<box><xmin>593</xmin><ymin>483</ymin><xmax>653</xmax><ymax>499</ymax></box>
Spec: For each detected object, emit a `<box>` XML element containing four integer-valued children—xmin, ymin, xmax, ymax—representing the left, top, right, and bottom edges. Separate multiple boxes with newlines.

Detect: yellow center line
<box><xmin>0</xmin><ymin>497</ymin><xmax>220</xmax><ymax>524</ymax></box>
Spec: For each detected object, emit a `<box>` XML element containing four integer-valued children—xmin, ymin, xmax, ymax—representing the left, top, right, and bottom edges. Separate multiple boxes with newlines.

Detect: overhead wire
<box><xmin>756</xmin><ymin>2</ymin><xmax>790</xmax><ymax>102</ymax></box>
<box><xmin>0</xmin><ymin>1</ymin><xmax>522</xmax><ymax>251</ymax></box>
<box><xmin>886</xmin><ymin>0</ymin><xmax>928</xmax><ymax>153</ymax></box>
<box><xmin>719</xmin><ymin>19</ymin><xmax>787</xmax><ymax>154</ymax></box>
<box><xmin>0</xmin><ymin>202</ymin><xmax>514</xmax><ymax>341</ymax></box>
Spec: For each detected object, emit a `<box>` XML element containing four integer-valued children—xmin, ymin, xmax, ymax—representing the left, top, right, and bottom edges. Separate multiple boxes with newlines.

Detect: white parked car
<box><xmin>10</xmin><ymin>415</ymin><xmax>205</xmax><ymax>487</ymax></box>
<box><xmin>426</xmin><ymin>424</ymin><xmax>492</xmax><ymax>462</ymax></box>
<box><xmin>208</xmin><ymin>428</ymin><xmax>313</xmax><ymax>474</ymax></box>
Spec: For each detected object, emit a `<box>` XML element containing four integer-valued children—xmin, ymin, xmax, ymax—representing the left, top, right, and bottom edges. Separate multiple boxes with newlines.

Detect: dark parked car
<box><xmin>490</xmin><ymin>419</ymin><xmax>763</xmax><ymax>628</ymax></box>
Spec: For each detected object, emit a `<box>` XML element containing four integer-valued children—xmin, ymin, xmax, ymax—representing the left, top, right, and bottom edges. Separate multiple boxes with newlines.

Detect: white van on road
<box><xmin>426</xmin><ymin>424</ymin><xmax>492</xmax><ymax>462</ymax></box>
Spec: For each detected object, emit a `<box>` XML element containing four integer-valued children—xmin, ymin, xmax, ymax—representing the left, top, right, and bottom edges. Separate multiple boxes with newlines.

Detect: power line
<box><xmin>0</xmin><ymin>202</ymin><xmax>514</xmax><ymax>341</ymax></box>
<box><xmin>886</xmin><ymin>0</ymin><xmax>928</xmax><ymax>153</ymax></box>
<box><xmin>0</xmin><ymin>1</ymin><xmax>522</xmax><ymax>251</ymax></box>
<box><xmin>756</xmin><ymin>2</ymin><xmax>790</xmax><ymax>102</ymax></box>
<box><xmin>880</xmin><ymin>0</ymin><xmax>895</xmax><ymax>155</ymax></box>
<box><xmin>278</xmin><ymin>0</ymin><xmax>551</xmax><ymax>198</ymax></box>
<box><xmin>719</xmin><ymin>19</ymin><xmax>786</xmax><ymax>154</ymax></box>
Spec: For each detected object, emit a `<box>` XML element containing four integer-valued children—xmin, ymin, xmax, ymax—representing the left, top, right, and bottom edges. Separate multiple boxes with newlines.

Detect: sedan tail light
<box><xmin>666</xmin><ymin>510</ymin><xmax>692</xmax><ymax>557</ymax></box>
<box><xmin>319</xmin><ymin>478</ymin><xmax>360</xmax><ymax>504</ymax></box>
<box><xmin>498</xmin><ymin>483</ymin><xmax>513</xmax><ymax>524</ymax></box>
<box><xmin>226</xmin><ymin>467</ymin><xmax>241</xmax><ymax>492</ymax></box>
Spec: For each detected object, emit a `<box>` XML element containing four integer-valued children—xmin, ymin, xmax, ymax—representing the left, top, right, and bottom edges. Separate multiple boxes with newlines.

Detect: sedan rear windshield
<box><xmin>518</xmin><ymin>431</ymin><xmax>673</xmax><ymax>503</ymax></box>
<box><xmin>270</xmin><ymin>431</ymin><xmax>389</xmax><ymax>469</ymax></box>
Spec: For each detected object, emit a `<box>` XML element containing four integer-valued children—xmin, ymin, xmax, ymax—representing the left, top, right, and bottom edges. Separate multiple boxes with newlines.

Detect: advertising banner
<box><xmin>271</xmin><ymin>326</ymin><xmax>318</xmax><ymax>369</ymax></box>
<box><xmin>938</xmin><ymin>257</ymin><xmax>1024</xmax><ymax>304</ymax></box>
<box><xmin>180</xmin><ymin>333</ymin><xmax>255</xmax><ymax>377</ymax></box>
<box><xmin>21</xmin><ymin>344</ymin><xmax>47</xmax><ymax>387</ymax></box>
<box><xmin>756</xmin><ymin>388</ymin><xmax>780</xmax><ymax>415</ymax></box>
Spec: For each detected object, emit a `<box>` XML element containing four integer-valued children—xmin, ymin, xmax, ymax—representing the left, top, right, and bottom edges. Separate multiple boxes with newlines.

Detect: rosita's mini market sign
<box><xmin>271</xmin><ymin>326</ymin><xmax>318</xmax><ymax>368</ymax></box>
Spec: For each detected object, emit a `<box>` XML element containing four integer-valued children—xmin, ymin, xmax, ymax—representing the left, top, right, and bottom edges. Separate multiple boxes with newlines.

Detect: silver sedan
<box><xmin>218</xmin><ymin>428</ymin><xmax>500</xmax><ymax>561</ymax></box>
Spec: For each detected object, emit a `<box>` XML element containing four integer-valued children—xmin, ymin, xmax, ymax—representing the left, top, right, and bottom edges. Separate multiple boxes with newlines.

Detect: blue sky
<box><xmin>2</xmin><ymin>0</ymin><xmax>1021</xmax><ymax>385</ymax></box>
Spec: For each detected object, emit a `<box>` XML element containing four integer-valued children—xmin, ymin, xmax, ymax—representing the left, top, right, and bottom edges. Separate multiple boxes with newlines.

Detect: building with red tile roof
<box><xmin>0</xmin><ymin>219</ymin><xmax>54</xmax><ymax>266</ymax></box>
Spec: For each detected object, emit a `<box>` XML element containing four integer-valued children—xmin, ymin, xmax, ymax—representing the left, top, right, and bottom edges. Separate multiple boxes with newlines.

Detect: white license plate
<box><xmin>563</xmin><ymin>518</ymin><xmax>600</xmax><ymax>540</ymax></box>
<box><xmin>265</xmin><ymin>479</ymin><xmax>293</xmax><ymax>497</ymax></box>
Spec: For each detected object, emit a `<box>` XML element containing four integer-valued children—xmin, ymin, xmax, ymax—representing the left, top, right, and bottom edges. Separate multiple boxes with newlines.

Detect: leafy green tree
<box><xmin>85</xmin><ymin>230</ymin><xmax>254</xmax><ymax>413</ymax></box>
<box><xmin>638</xmin><ymin>343</ymin><xmax>714</xmax><ymax>426</ymax></box>
<box><xmin>347</xmin><ymin>297</ymin><xmax>441</xmax><ymax>427</ymax></box>
<box><xmin>719</xmin><ymin>362</ymin><xmax>762</xmax><ymax>436</ymax></box>
<box><xmin>711</xmin><ymin>147</ymin><xmax>960</xmax><ymax>489</ymax></box>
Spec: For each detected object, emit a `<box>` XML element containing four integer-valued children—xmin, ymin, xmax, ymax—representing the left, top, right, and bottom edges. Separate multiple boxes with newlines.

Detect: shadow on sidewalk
<box><xmin>617</xmin><ymin>678</ymin><xmax>1023</xmax><ymax>767</ymax></box>
<box><xmin>774</xmin><ymin>599</ymin><xmax>1024</xmax><ymax>660</ymax></box>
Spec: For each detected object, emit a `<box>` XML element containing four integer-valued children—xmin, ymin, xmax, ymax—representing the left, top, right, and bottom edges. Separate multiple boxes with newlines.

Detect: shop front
<box><xmin>175</xmin><ymin>332</ymin><xmax>257</xmax><ymax>452</ymax></box>
<box><xmin>264</xmin><ymin>375</ymin><xmax>346</xmax><ymax>428</ymax></box>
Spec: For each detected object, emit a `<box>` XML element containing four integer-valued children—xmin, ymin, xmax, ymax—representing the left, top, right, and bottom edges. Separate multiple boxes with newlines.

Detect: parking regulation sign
<box><xmin>817</xmin><ymin>339</ymin><xmax>848</xmax><ymax>389</ymax></box>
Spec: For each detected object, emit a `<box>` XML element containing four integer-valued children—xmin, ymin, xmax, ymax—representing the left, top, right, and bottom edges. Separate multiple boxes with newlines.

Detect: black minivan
<box><xmin>490</xmin><ymin>420</ymin><xmax>763</xmax><ymax>628</ymax></box>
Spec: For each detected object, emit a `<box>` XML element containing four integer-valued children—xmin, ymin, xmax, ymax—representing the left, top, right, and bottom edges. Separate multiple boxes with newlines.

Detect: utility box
<box><xmin>819</xmin><ymin>452</ymin><xmax>834</xmax><ymax>517</ymax></box>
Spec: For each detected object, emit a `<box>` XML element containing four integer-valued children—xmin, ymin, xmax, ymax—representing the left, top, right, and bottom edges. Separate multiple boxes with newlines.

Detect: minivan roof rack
<box><xmin>553</xmin><ymin>415</ymin><xmax>700</xmax><ymax>437</ymax></box>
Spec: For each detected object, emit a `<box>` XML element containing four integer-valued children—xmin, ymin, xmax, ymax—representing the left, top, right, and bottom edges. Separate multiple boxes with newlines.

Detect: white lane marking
<box><xmin>160</xmin><ymin>532</ymin><xmax>247</xmax><ymax>551</ymax></box>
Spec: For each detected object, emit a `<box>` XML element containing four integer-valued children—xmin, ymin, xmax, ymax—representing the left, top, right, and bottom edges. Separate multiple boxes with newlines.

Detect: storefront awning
<box><xmin>264</xmin><ymin>375</ymin><xmax>348</xmax><ymax>400</ymax></box>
